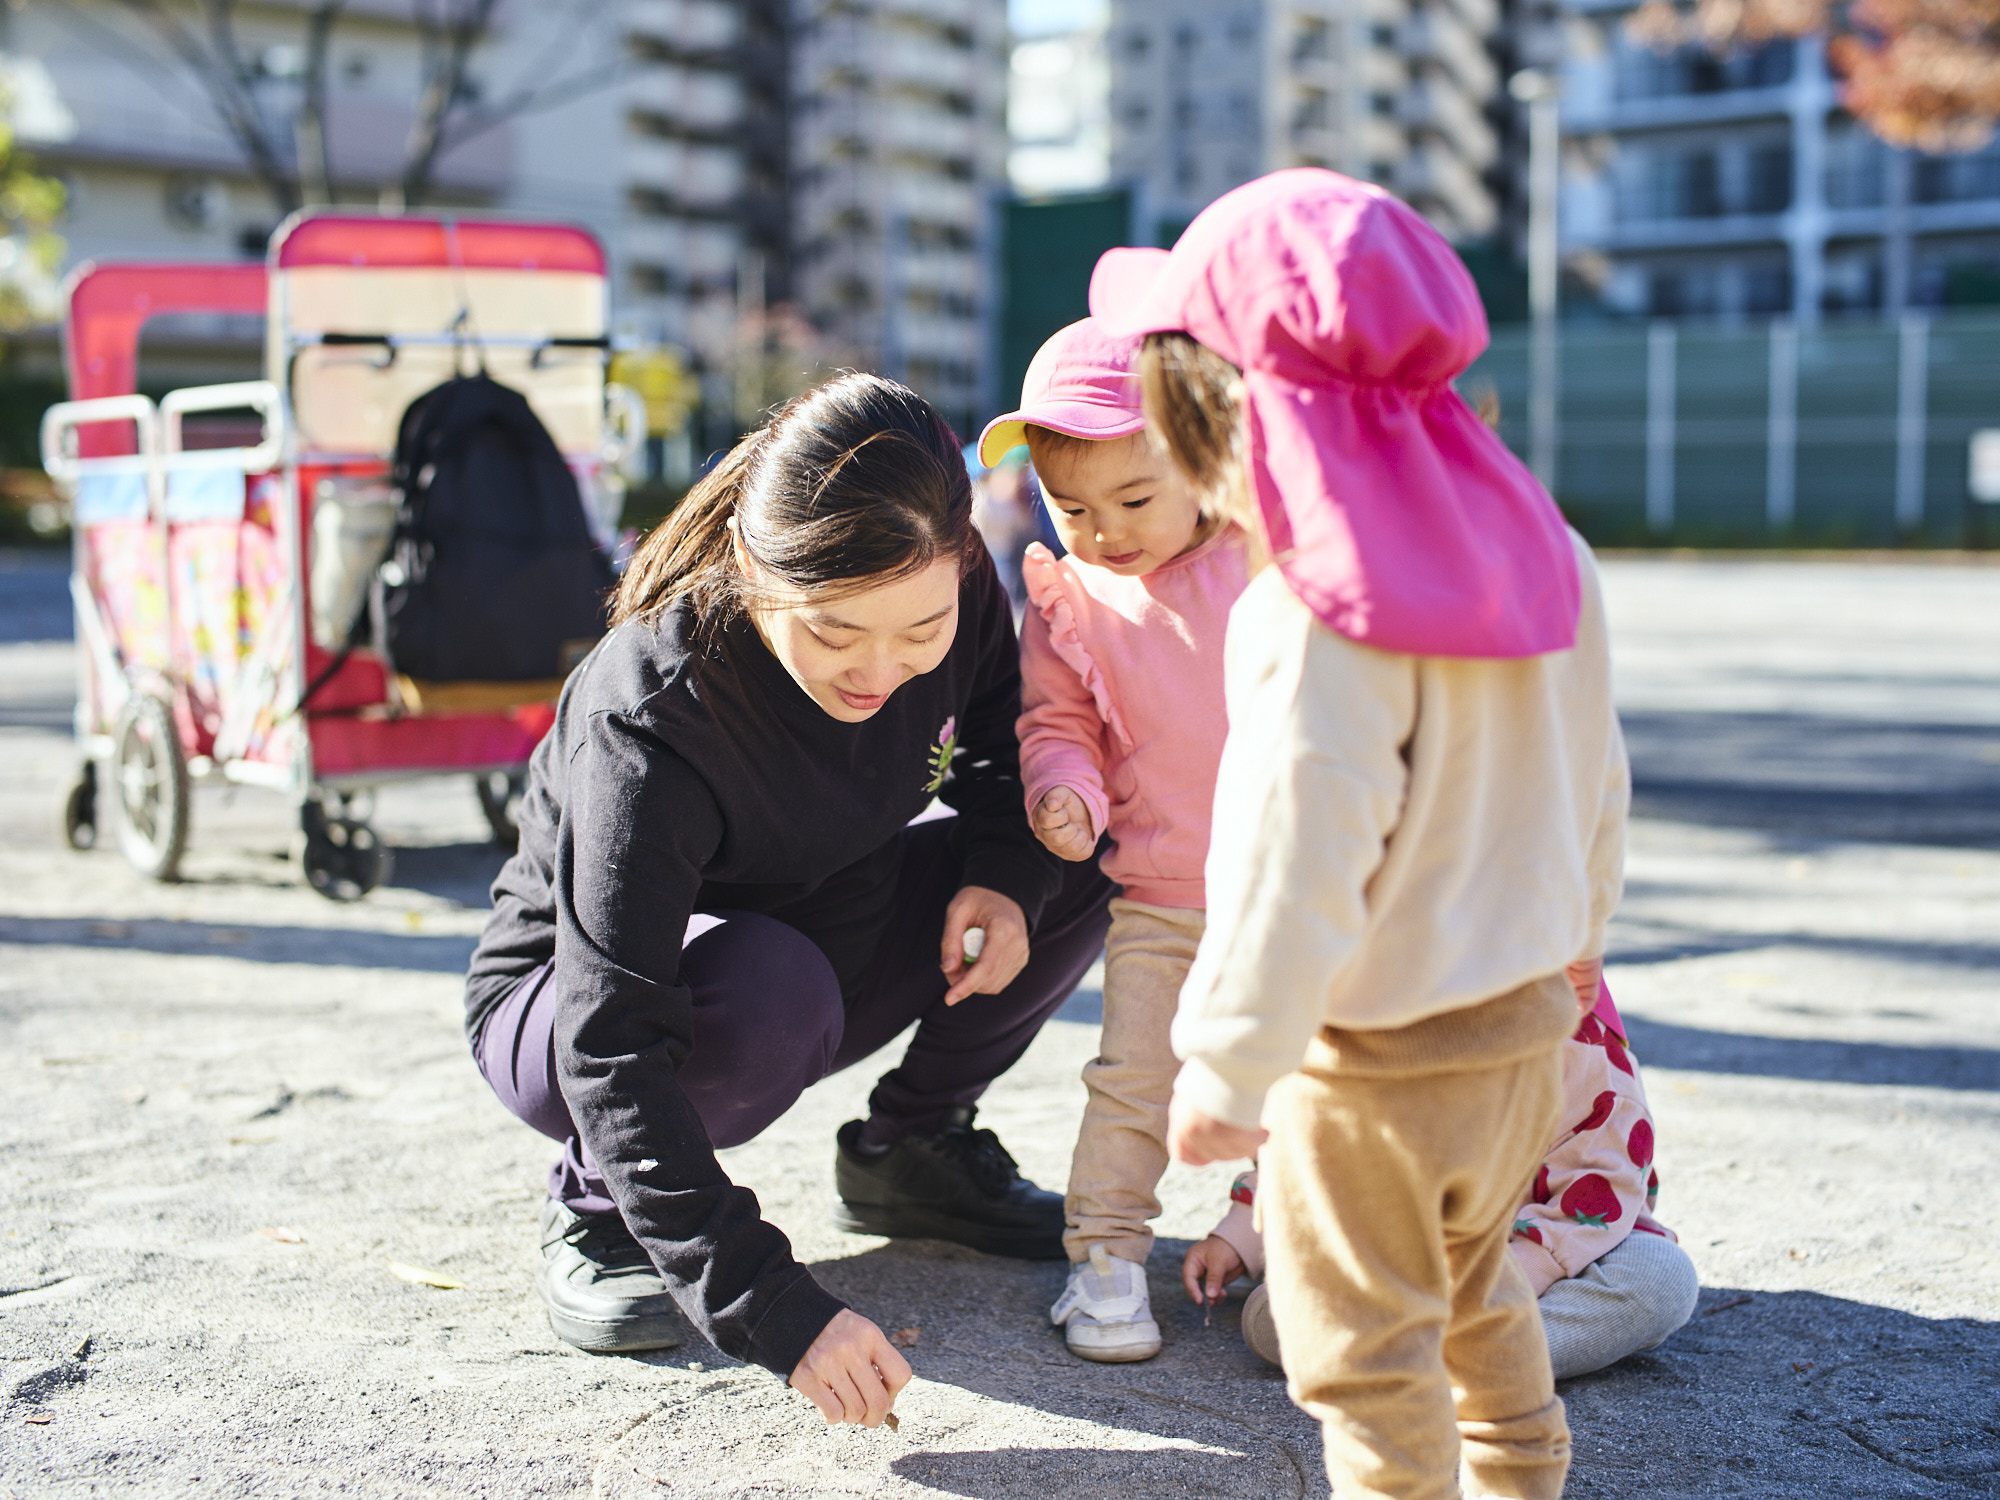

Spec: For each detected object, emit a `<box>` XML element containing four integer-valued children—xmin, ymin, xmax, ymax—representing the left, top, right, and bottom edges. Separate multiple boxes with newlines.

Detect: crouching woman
<box><xmin>463</xmin><ymin>374</ymin><xmax>1114</xmax><ymax>1425</ymax></box>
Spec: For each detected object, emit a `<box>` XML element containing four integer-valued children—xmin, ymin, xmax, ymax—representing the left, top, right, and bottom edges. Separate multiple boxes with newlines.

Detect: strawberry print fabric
<box><xmin>1208</xmin><ymin>981</ymin><xmax>1675</xmax><ymax>1295</ymax></box>
<box><xmin>1507</xmin><ymin>1004</ymin><xmax>1674</xmax><ymax>1297</ymax></box>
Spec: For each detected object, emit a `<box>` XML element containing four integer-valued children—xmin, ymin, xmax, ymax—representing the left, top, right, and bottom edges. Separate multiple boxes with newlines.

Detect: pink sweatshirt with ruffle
<box><xmin>1016</xmin><ymin>526</ymin><xmax>1250</xmax><ymax>909</ymax></box>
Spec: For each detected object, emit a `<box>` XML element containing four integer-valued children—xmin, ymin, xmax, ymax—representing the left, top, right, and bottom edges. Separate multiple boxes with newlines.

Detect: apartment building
<box><xmin>1560</xmin><ymin>5</ymin><xmax>2000</xmax><ymax>321</ymax></box>
<box><xmin>789</xmin><ymin>0</ymin><xmax>1009</xmax><ymax>434</ymax></box>
<box><xmin>615</xmin><ymin>0</ymin><xmax>789</xmax><ymax>387</ymax></box>
<box><xmin>1106</xmin><ymin>0</ymin><xmax>1502</xmax><ymax>243</ymax></box>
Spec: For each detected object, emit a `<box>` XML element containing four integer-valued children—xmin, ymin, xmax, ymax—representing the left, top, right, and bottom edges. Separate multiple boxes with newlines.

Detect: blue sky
<box><xmin>1010</xmin><ymin>0</ymin><xmax>1107</xmax><ymax>39</ymax></box>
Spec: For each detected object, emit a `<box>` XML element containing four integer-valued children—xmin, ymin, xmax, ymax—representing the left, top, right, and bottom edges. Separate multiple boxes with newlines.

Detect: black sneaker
<box><xmin>536</xmin><ymin>1197</ymin><xmax>683</xmax><ymax>1354</ymax></box>
<box><xmin>833</xmin><ymin>1106</ymin><xmax>1066</xmax><ymax>1260</ymax></box>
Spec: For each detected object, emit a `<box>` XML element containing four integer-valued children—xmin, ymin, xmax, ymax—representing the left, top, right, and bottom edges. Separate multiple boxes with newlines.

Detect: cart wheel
<box><xmin>112</xmin><ymin>695</ymin><xmax>190</xmax><ymax>881</ymax></box>
<box><xmin>60</xmin><ymin>760</ymin><xmax>99</xmax><ymax>851</ymax></box>
<box><xmin>300</xmin><ymin>800</ymin><xmax>392</xmax><ymax>902</ymax></box>
<box><xmin>474</xmin><ymin>771</ymin><xmax>525</xmax><ymax>847</ymax></box>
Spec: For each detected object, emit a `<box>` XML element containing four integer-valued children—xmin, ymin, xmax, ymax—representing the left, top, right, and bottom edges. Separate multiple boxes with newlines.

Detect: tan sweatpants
<box><xmin>1262</xmin><ymin>978</ymin><xmax>1574</xmax><ymax>1500</ymax></box>
<box><xmin>1062</xmin><ymin>897</ymin><xmax>1205</xmax><ymax>1265</ymax></box>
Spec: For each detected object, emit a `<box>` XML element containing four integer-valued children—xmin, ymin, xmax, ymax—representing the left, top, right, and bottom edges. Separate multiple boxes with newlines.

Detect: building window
<box><xmin>1616</xmin><ymin>38</ymin><xmax>1792</xmax><ymax>102</ymax></box>
<box><xmin>1746</xmin><ymin>144</ymin><xmax>1792</xmax><ymax>213</ymax></box>
<box><xmin>1627</xmin><ymin>147</ymin><xmax>1723</xmax><ymax>221</ymax></box>
<box><xmin>1916</xmin><ymin>141</ymin><xmax>2000</xmax><ymax>204</ymax></box>
<box><xmin>1295</xmin><ymin>88</ymin><xmax>1331</xmax><ymax>132</ymax></box>
<box><xmin>907</xmin><ymin>218</ymin><xmax>972</xmax><ymax>250</ymax></box>
<box><xmin>1370</xmin><ymin>24</ymin><xmax>1397</xmax><ymax>49</ymax></box>
<box><xmin>1649</xmin><ymin>267</ymin><xmax>1725</xmax><ymax>317</ymax></box>
<box><xmin>1295</xmin><ymin>17</ymin><xmax>1331</xmax><ymax>62</ymax></box>
<box><xmin>630</xmin><ymin>263</ymin><xmax>672</xmax><ymax>297</ymax></box>
<box><xmin>1370</xmin><ymin>91</ymin><xmax>1397</xmax><ymax>118</ymax></box>
<box><xmin>1745</xmin><ymin>265</ymin><xmax>1791</xmax><ymax>314</ymax></box>
<box><xmin>1824</xmin><ymin>126</ymin><xmax>1885</xmax><ymax>209</ymax></box>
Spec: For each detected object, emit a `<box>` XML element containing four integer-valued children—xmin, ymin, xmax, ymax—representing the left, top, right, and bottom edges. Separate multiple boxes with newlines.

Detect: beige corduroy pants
<box><xmin>1062</xmin><ymin>897</ymin><xmax>1205</xmax><ymax>1266</ymax></box>
<box><xmin>1261</xmin><ymin>975</ymin><xmax>1577</xmax><ymax>1500</ymax></box>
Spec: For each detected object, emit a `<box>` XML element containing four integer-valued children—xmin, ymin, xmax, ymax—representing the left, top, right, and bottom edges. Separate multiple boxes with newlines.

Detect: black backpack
<box><xmin>375</xmin><ymin>374</ymin><xmax>616</xmax><ymax>682</ymax></box>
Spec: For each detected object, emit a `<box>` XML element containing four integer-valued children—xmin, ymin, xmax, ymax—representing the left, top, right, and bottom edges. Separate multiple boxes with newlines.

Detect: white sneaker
<box><xmin>1049</xmin><ymin>1244</ymin><xmax>1162</xmax><ymax>1362</ymax></box>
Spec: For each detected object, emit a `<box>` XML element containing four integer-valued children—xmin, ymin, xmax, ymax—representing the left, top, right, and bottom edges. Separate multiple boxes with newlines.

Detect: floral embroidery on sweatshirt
<box><xmin>923</xmin><ymin>715</ymin><xmax>958</xmax><ymax>795</ymax></box>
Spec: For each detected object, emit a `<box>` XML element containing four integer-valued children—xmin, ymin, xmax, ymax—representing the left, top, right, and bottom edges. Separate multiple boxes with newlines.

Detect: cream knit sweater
<box><xmin>1172</xmin><ymin>532</ymin><xmax>1629</xmax><ymax>1129</ymax></box>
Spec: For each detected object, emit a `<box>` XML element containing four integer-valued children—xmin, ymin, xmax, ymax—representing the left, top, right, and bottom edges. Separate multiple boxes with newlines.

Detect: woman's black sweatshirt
<box><xmin>464</xmin><ymin>552</ymin><xmax>1059</xmax><ymax>1381</ymax></box>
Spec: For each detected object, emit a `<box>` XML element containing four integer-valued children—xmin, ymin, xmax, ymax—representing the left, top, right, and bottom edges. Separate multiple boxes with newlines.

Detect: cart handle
<box><xmin>603</xmin><ymin>382</ymin><xmax>647</xmax><ymax>476</ymax></box>
<box><xmin>299</xmin><ymin>331</ymin><xmax>610</xmax><ymax>369</ymax></box>
<box><xmin>41</xmin><ymin>394</ymin><xmax>159</xmax><ymax>483</ymax></box>
<box><xmin>159</xmin><ymin>380</ymin><xmax>287</xmax><ymax>472</ymax></box>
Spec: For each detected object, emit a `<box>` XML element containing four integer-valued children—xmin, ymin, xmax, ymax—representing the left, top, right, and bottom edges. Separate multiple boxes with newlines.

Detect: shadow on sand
<box><xmin>796</xmin><ymin>1242</ymin><xmax>2000</xmax><ymax>1499</ymax></box>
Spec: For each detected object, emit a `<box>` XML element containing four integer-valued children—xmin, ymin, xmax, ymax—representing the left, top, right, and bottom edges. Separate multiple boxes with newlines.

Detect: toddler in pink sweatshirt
<box><xmin>976</xmin><ymin>318</ymin><xmax>1249</xmax><ymax>1363</ymax></box>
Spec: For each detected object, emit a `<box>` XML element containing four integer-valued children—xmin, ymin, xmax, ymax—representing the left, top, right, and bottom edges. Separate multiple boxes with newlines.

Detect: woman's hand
<box><xmin>788</xmin><ymin>1309</ymin><xmax>912</xmax><ymax>1427</ymax></box>
<box><xmin>1182</xmin><ymin>1233</ymin><xmax>1247</xmax><ymax>1309</ymax></box>
<box><xmin>940</xmin><ymin>886</ymin><xmax>1029</xmax><ymax>1005</ymax></box>
<box><xmin>1565</xmin><ymin>955</ymin><xmax>1604</xmax><ymax>1020</ymax></box>
<box><xmin>1031</xmin><ymin>787</ymin><xmax>1096</xmax><ymax>862</ymax></box>
<box><xmin>1168</xmin><ymin>1093</ymin><xmax>1268</xmax><ymax>1167</ymax></box>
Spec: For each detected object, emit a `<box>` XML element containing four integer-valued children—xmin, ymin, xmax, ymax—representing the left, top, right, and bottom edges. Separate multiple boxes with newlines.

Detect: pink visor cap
<box><xmin>1089</xmin><ymin>168</ymin><xmax>1580</xmax><ymax>660</ymax></box>
<box><xmin>976</xmin><ymin>317</ymin><xmax>1148</xmax><ymax>468</ymax></box>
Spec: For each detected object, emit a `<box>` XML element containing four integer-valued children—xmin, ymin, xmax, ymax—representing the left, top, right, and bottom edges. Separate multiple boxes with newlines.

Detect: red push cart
<box><xmin>40</xmin><ymin>210</ymin><xmax>642</xmax><ymax>899</ymax></box>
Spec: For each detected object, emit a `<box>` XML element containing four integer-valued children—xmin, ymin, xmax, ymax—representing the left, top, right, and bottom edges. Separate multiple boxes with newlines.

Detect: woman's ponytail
<box><xmin>609</xmin><ymin>433</ymin><xmax>760</xmax><ymax>627</ymax></box>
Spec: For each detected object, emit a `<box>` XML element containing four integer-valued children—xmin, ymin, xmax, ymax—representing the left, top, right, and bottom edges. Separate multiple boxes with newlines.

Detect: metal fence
<box><xmin>1464</xmin><ymin>313</ymin><xmax>2000</xmax><ymax>546</ymax></box>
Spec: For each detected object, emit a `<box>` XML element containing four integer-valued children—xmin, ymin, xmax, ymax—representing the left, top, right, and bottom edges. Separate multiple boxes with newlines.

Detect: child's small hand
<box><xmin>1565</xmin><ymin>955</ymin><xmax>1604</xmax><ymax>1019</ymax></box>
<box><xmin>1168</xmin><ymin>1094</ymin><xmax>1268</xmax><ymax>1166</ymax></box>
<box><xmin>1031</xmin><ymin>786</ymin><xmax>1095</xmax><ymax>862</ymax></box>
<box><xmin>1182</xmin><ymin>1234</ymin><xmax>1247</xmax><ymax>1309</ymax></box>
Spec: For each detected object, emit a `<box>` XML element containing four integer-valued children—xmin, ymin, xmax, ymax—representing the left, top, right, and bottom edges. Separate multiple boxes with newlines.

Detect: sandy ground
<box><xmin>2</xmin><ymin>548</ymin><xmax>1998</xmax><ymax>1498</ymax></box>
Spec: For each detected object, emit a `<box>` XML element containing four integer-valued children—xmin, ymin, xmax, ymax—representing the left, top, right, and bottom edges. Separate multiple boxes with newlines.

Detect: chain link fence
<box><xmin>1464</xmin><ymin>314</ymin><xmax>2000</xmax><ymax>547</ymax></box>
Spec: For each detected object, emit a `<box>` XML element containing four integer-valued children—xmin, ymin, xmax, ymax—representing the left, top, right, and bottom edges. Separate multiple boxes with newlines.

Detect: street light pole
<box><xmin>1511</xmin><ymin>69</ymin><xmax>1560</xmax><ymax>493</ymax></box>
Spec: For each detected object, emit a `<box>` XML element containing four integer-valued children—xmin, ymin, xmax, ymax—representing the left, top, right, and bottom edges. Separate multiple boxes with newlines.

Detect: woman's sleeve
<box><xmin>551</xmin><ymin>709</ymin><xmax>847</xmax><ymax>1378</ymax></box>
<box><xmin>1016</xmin><ymin>547</ymin><xmax>1111</xmax><ymax>840</ymax></box>
<box><xmin>938</xmin><ymin>548</ymin><xmax>1065</xmax><ymax>929</ymax></box>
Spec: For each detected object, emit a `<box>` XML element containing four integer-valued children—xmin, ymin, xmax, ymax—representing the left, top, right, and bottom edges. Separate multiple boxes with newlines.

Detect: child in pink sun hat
<box><xmin>1092</xmin><ymin>168</ymin><xmax>1632</xmax><ymax>1499</ymax></box>
<box><xmin>978</xmin><ymin>318</ymin><xmax>1250</xmax><ymax>1363</ymax></box>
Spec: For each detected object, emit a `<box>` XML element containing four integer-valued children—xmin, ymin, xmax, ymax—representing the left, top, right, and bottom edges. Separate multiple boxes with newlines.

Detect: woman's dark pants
<box><xmin>474</xmin><ymin>815</ymin><xmax>1116</xmax><ymax>1215</ymax></box>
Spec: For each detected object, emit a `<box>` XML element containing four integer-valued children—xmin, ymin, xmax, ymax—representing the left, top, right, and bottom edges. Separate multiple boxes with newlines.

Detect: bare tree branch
<box><xmin>399</xmin><ymin>0</ymin><xmax>501</xmax><ymax>208</ymax></box>
<box><xmin>67</xmin><ymin>0</ymin><xmax>626</xmax><ymax>218</ymax></box>
<box><xmin>297</xmin><ymin>1</ymin><xmax>346</xmax><ymax>204</ymax></box>
<box><xmin>110</xmin><ymin>0</ymin><xmax>300</xmax><ymax>212</ymax></box>
<box><xmin>437</xmin><ymin>57</ymin><xmax>633</xmax><ymax>152</ymax></box>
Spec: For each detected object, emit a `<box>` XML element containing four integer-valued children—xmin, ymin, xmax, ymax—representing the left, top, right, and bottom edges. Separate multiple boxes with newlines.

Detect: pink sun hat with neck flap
<box><xmin>976</xmin><ymin>317</ymin><xmax>1149</xmax><ymax>468</ymax></box>
<box><xmin>1089</xmin><ymin>167</ymin><xmax>1580</xmax><ymax>660</ymax></box>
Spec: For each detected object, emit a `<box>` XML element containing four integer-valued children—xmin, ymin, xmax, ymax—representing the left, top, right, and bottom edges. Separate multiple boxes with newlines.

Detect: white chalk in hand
<box><xmin>961</xmin><ymin>927</ymin><xmax>986</xmax><ymax>964</ymax></box>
